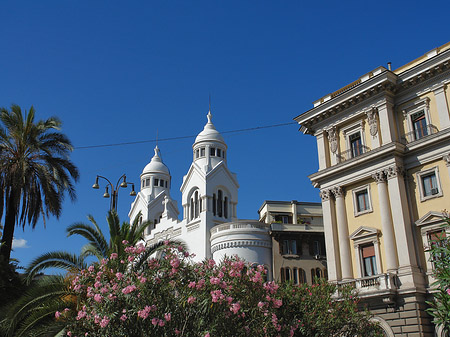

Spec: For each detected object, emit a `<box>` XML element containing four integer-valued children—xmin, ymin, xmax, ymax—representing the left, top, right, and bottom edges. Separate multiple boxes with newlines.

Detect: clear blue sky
<box><xmin>1</xmin><ymin>0</ymin><xmax>449</xmax><ymax>268</ymax></box>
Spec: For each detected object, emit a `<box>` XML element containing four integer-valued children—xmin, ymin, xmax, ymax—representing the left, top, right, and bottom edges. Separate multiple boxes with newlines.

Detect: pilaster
<box><xmin>377</xmin><ymin>98</ymin><xmax>396</xmax><ymax>145</ymax></box>
<box><xmin>433</xmin><ymin>84</ymin><xmax>450</xmax><ymax>130</ymax></box>
<box><xmin>316</xmin><ymin>131</ymin><xmax>328</xmax><ymax>170</ymax></box>
<box><xmin>384</xmin><ymin>164</ymin><xmax>424</xmax><ymax>290</ymax></box>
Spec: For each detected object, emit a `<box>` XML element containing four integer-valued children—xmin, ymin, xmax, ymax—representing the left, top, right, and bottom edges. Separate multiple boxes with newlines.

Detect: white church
<box><xmin>128</xmin><ymin>111</ymin><xmax>273</xmax><ymax>277</ymax></box>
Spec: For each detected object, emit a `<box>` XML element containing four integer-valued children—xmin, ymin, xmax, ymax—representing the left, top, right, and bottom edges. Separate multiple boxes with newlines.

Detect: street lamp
<box><xmin>92</xmin><ymin>174</ymin><xmax>137</xmax><ymax>211</ymax></box>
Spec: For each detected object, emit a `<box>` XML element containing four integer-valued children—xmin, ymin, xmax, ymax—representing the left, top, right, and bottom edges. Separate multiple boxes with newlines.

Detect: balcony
<box><xmin>338</xmin><ymin>144</ymin><xmax>371</xmax><ymax>162</ymax></box>
<box><xmin>336</xmin><ymin>273</ymin><xmax>397</xmax><ymax>298</ymax></box>
<box><xmin>401</xmin><ymin>124</ymin><xmax>438</xmax><ymax>144</ymax></box>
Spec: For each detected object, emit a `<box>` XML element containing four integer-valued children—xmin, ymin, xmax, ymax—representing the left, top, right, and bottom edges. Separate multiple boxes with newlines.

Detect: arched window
<box><xmin>224</xmin><ymin>197</ymin><xmax>228</xmax><ymax>219</ymax></box>
<box><xmin>190</xmin><ymin>198</ymin><xmax>194</xmax><ymax>220</ymax></box>
<box><xmin>299</xmin><ymin>268</ymin><xmax>306</xmax><ymax>284</ymax></box>
<box><xmin>293</xmin><ymin>268</ymin><xmax>298</xmax><ymax>284</ymax></box>
<box><xmin>213</xmin><ymin>194</ymin><xmax>217</xmax><ymax>216</ymax></box>
<box><xmin>194</xmin><ymin>191</ymin><xmax>199</xmax><ymax>218</ymax></box>
<box><xmin>217</xmin><ymin>190</ymin><xmax>223</xmax><ymax>217</ymax></box>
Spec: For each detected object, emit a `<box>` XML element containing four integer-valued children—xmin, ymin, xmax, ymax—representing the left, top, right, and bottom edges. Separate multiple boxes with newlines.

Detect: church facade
<box><xmin>128</xmin><ymin>111</ymin><xmax>273</xmax><ymax>277</ymax></box>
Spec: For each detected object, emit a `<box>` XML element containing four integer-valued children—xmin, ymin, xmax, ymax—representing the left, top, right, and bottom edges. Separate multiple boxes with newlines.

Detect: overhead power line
<box><xmin>74</xmin><ymin>121</ymin><xmax>298</xmax><ymax>150</ymax></box>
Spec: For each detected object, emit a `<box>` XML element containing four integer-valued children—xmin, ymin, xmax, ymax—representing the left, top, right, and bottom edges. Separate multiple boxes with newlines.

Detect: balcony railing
<box><xmin>401</xmin><ymin>124</ymin><xmax>438</xmax><ymax>144</ymax></box>
<box><xmin>336</xmin><ymin>273</ymin><xmax>397</xmax><ymax>297</ymax></box>
<box><xmin>338</xmin><ymin>144</ymin><xmax>371</xmax><ymax>162</ymax></box>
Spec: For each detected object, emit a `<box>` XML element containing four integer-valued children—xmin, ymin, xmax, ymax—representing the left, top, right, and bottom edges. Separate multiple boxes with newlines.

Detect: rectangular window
<box><xmin>313</xmin><ymin>241</ymin><xmax>321</xmax><ymax>256</ymax></box>
<box><xmin>195</xmin><ymin>149</ymin><xmax>199</xmax><ymax>158</ymax></box>
<box><xmin>356</xmin><ymin>189</ymin><xmax>369</xmax><ymax>212</ymax></box>
<box><xmin>349</xmin><ymin>132</ymin><xmax>362</xmax><ymax>158</ymax></box>
<box><xmin>210</xmin><ymin>148</ymin><xmax>215</xmax><ymax>156</ymax></box>
<box><xmin>281</xmin><ymin>239</ymin><xmax>298</xmax><ymax>255</ymax></box>
<box><xmin>160</xmin><ymin>179</ymin><xmax>164</xmax><ymax>187</ymax></box>
<box><xmin>200</xmin><ymin>148</ymin><xmax>205</xmax><ymax>157</ymax></box>
<box><xmin>145</xmin><ymin>178</ymin><xmax>150</xmax><ymax>187</ymax></box>
<box><xmin>217</xmin><ymin>149</ymin><xmax>221</xmax><ymax>157</ymax></box>
<box><xmin>362</xmin><ymin>244</ymin><xmax>377</xmax><ymax>277</ymax></box>
<box><xmin>422</xmin><ymin>173</ymin><xmax>438</xmax><ymax>197</ymax></box>
<box><xmin>154</xmin><ymin>178</ymin><xmax>159</xmax><ymax>186</ymax></box>
<box><xmin>411</xmin><ymin>110</ymin><xmax>428</xmax><ymax>140</ymax></box>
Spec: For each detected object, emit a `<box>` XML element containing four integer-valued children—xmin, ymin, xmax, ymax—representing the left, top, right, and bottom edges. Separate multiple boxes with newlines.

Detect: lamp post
<box><xmin>92</xmin><ymin>174</ymin><xmax>137</xmax><ymax>211</ymax></box>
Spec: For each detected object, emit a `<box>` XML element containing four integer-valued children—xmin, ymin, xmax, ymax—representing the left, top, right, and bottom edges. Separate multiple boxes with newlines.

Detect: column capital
<box><xmin>319</xmin><ymin>189</ymin><xmax>331</xmax><ymax>201</ymax></box>
<box><xmin>332</xmin><ymin>186</ymin><xmax>345</xmax><ymax>198</ymax></box>
<box><xmin>372</xmin><ymin>170</ymin><xmax>387</xmax><ymax>183</ymax></box>
<box><xmin>443</xmin><ymin>153</ymin><xmax>450</xmax><ymax>167</ymax></box>
<box><xmin>384</xmin><ymin>164</ymin><xmax>404</xmax><ymax>179</ymax></box>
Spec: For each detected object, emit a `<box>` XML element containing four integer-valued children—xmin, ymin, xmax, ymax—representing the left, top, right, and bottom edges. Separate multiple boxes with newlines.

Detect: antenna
<box><xmin>156</xmin><ymin>129</ymin><xmax>159</xmax><ymax>147</ymax></box>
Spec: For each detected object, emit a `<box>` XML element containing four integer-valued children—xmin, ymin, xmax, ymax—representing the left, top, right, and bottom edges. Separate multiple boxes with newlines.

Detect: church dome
<box><xmin>194</xmin><ymin>112</ymin><xmax>225</xmax><ymax>145</ymax></box>
<box><xmin>142</xmin><ymin>146</ymin><xmax>170</xmax><ymax>175</ymax></box>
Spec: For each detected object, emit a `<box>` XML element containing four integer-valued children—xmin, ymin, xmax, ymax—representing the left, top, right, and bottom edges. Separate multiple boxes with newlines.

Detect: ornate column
<box><xmin>332</xmin><ymin>186</ymin><xmax>353</xmax><ymax>280</ymax></box>
<box><xmin>372</xmin><ymin>170</ymin><xmax>398</xmax><ymax>272</ymax></box>
<box><xmin>320</xmin><ymin>189</ymin><xmax>341</xmax><ymax>282</ymax></box>
<box><xmin>384</xmin><ymin>164</ymin><xmax>424</xmax><ymax>289</ymax></box>
<box><xmin>326</xmin><ymin>127</ymin><xmax>340</xmax><ymax>166</ymax></box>
<box><xmin>433</xmin><ymin>84</ymin><xmax>450</xmax><ymax>129</ymax></box>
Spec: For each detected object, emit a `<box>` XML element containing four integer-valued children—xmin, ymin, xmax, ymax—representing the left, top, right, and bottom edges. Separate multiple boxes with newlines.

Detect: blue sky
<box><xmin>1</xmin><ymin>1</ymin><xmax>449</xmax><ymax>268</ymax></box>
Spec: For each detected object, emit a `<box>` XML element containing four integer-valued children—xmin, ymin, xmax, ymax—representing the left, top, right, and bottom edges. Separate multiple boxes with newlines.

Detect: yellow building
<box><xmin>294</xmin><ymin>42</ymin><xmax>450</xmax><ymax>336</ymax></box>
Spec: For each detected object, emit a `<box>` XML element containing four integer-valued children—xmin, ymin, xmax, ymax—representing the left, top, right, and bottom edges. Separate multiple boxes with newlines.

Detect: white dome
<box><xmin>142</xmin><ymin>146</ymin><xmax>170</xmax><ymax>175</ymax></box>
<box><xmin>194</xmin><ymin>112</ymin><xmax>225</xmax><ymax>144</ymax></box>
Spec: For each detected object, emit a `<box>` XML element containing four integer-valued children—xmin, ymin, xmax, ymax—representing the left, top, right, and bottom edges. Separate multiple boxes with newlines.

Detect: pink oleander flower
<box><xmin>188</xmin><ymin>281</ymin><xmax>196</xmax><ymax>288</ymax></box>
<box><xmin>55</xmin><ymin>311</ymin><xmax>61</xmax><ymax>319</ymax></box>
<box><xmin>76</xmin><ymin>310</ymin><xmax>87</xmax><ymax>320</ymax></box>
<box><xmin>116</xmin><ymin>272</ymin><xmax>123</xmax><ymax>280</ymax></box>
<box><xmin>164</xmin><ymin>313</ymin><xmax>171</xmax><ymax>321</ymax></box>
<box><xmin>175</xmin><ymin>329</ymin><xmax>181</xmax><ymax>335</ymax></box>
<box><xmin>159</xmin><ymin>320</ymin><xmax>165</xmax><ymax>327</ymax></box>
<box><xmin>230</xmin><ymin>302</ymin><xmax>241</xmax><ymax>314</ymax></box>
<box><xmin>99</xmin><ymin>316</ymin><xmax>110</xmax><ymax>328</ymax></box>
<box><xmin>122</xmin><ymin>240</ymin><xmax>129</xmax><ymax>245</ymax></box>
<box><xmin>138</xmin><ymin>309</ymin><xmax>149</xmax><ymax>320</ymax></box>
<box><xmin>128</xmin><ymin>255</ymin><xmax>135</xmax><ymax>262</ymax></box>
<box><xmin>210</xmin><ymin>277</ymin><xmax>220</xmax><ymax>285</ymax></box>
<box><xmin>187</xmin><ymin>296</ymin><xmax>196</xmax><ymax>304</ymax></box>
<box><xmin>170</xmin><ymin>258</ymin><xmax>180</xmax><ymax>269</ymax></box>
<box><xmin>94</xmin><ymin>294</ymin><xmax>103</xmax><ymax>302</ymax></box>
<box><xmin>88</xmin><ymin>265</ymin><xmax>95</xmax><ymax>272</ymax></box>
<box><xmin>258</xmin><ymin>301</ymin><xmax>266</xmax><ymax>309</ymax></box>
<box><xmin>122</xmin><ymin>284</ymin><xmax>137</xmax><ymax>294</ymax></box>
<box><xmin>447</xmin><ymin>288</ymin><xmax>450</xmax><ymax>295</ymax></box>
<box><xmin>110</xmin><ymin>253</ymin><xmax>118</xmax><ymax>259</ymax></box>
<box><xmin>272</xmin><ymin>298</ymin><xmax>282</xmax><ymax>308</ymax></box>
<box><xmin>120</xmin><ymin>314</ymin><xmax>127</xmax><ymax>321</ymax></box>
<box><xmin>67</xmin><ymin>331</ymin><xmax>72</xmax><ymax>337</ymax></box>
<box><xmin>204</xmin><ymin>333</ymin><xmax>210</xmax><ymax>337</ymax></box>
<box><xmin>152</xmin><ymin>318</ymin><xmax>159</xmax><ymax>326</ymax></box>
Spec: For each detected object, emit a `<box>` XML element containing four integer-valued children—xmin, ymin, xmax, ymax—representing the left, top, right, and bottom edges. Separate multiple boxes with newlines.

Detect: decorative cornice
<box><xmin>211</xmin><ymin>239</ymin><xmax>271</xmax><ymax>254</ymax></box>
<box><xmin>332</xmin><ymin>186</ymin><xmax>345</xmax><ymax>198</ymax></box>
<box><xmin>372</xmin><ymin>170</ymin><xmax>387</xmax><ymax>184</ymax></box>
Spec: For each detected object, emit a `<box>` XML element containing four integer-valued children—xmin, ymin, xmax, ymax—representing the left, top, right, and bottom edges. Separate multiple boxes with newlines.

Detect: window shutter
<box><xmin>362</xmin><ymin>245</ymin><xmax>375</xmax><ymax>258</ymax></box>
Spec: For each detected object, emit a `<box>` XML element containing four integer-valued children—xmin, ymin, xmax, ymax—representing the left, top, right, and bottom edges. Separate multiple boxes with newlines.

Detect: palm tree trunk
<box><xmin>0</xmin><ymin>189</ymin><xmax>18</xmax><ymax>263</ymax></box>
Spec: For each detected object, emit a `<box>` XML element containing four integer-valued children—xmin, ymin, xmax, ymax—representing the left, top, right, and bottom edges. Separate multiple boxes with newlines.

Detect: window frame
<box><xmin>416</xmin><ymin>166</ymin><xmax>443</xmax><ymax>202</ymax></box>
<box><xmin>342</xmin><ymin>121</ymin><xmax>367</xmax><ymax>159</ymax></box>
<box><xmin>350</xmin><ymin>226</ymin><xmax>382</xmax><ymax>279</ymax></box>
<box><xmin>402</xmin><ymin>97</ymin><xmax>432</xmax><ymax>141</ymax></box>
<box><xmin>352</xmin><ymin>184</ymin><xmax>373</xmax><ymax>216</ymax></box>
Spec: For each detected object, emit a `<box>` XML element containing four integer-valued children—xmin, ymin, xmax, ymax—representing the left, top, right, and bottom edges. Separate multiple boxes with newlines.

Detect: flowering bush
<box><xmin>426</xmin><ymin>214</ymin><xmax>450</xmax><ymax>333</ymax></box>
<box><xmin>62</xmin><ymin>241</ymin><xmax>381</xmax><ymax>337</ymax></box>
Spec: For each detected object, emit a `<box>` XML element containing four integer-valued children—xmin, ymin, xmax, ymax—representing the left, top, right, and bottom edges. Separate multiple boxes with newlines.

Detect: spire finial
<box><xmin>156</xmin><ymin>129</ymin><xmax>159</xmax><ymax>147</ymax></box>
<box><xmin>207</xmin><ymin>94</ymin><xmax>212</xmax><ymax>123</ymax></box>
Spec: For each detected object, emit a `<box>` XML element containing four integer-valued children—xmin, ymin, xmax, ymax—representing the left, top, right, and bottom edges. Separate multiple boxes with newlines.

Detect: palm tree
<box><xmin>3</xmin><ymin>211</ymin><xmax>174</xmax><ymax>336</ymax></box>
<box><xmin>26</xmin><ymin>210</ymin><xmax>159</xmax><ymax>280</ymax></box>
<box><xmin>0</xmin><ymin>105</ymin><xmax>79</xmax><ymax>263</ymax></box>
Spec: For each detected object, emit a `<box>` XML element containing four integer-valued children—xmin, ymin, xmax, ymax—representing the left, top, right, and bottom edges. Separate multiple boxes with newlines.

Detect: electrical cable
<box><xmin>74</xmin><ymin>121</ymin><xmax>298</xmax><ymax>150</ymax></box>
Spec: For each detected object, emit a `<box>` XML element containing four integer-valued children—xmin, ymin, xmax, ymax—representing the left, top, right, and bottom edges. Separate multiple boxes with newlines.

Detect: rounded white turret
<box><xmin>140</xmin><ymin>146</ymin><xmax>171</xmax><ymax>199</ymax></box>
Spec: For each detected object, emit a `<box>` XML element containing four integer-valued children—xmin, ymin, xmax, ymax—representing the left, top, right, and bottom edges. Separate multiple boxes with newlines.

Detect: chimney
<box><xmin>387</xmin><ymin>62</ymin><xmax>392</xmax><ymax>71</ymax></box>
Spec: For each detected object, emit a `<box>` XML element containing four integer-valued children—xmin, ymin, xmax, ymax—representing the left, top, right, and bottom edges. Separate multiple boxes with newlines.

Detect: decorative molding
<box><xmin>326</xmin><ymin>127</ymin><xmax>338</xmax><ymax>153</ymax></box>
<box><xmin>332</xmin><ymin>186</ymin><xmax>344</xmax><ymax>198</ymax></box>
<box><xmin>366</xmin><ymin>107</ymin><xmax>378</xmax><ymax>136</ymax></box>
<box><xmin>211</xmin><ymin>239</ymin><xmax>272</xmax><ymax>254</ymax></box>
<box><xmin>319</xmin><ymin>189</ymin><xmax>331</xmax><ymax>201</ymax></box>
<box><xmin>384</xmin><ymin>164</ymin><xmax>404</xmax><ymax>179</ymax></box>
<box><xmin>371</xmin><ymin>170</ymin><xmax>387</xmax><ymax>184</ymax></box>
